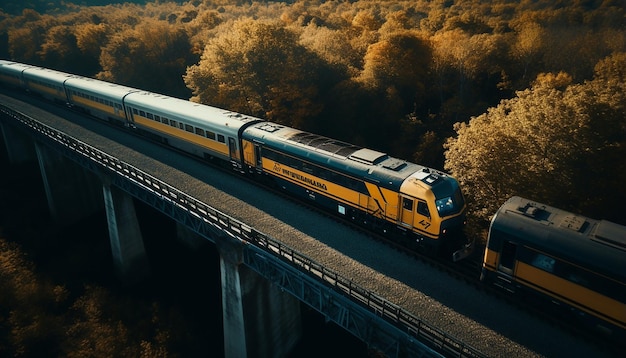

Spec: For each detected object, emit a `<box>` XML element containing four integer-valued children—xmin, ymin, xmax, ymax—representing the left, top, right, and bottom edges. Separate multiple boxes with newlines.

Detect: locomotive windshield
<box><xmin>436</xmin><ymin>188</ymin><xmax>465</xmax><ymax>217</ymax></box>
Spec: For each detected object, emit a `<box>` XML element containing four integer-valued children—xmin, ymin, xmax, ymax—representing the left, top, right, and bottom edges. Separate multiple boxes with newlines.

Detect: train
<box><xmin>0</xmin><ymin>59</ymin><xmax>472</xmax><ymax>261</ymax></box>
<box><xmin>482</xmin><ymin>196</ymin><xmax>626</xmax><ymax>341</ymax></box>
<box><xmin>2</xmin><ymin>60</ymin><xmax>624</xmax><ymax>342</ymax></box>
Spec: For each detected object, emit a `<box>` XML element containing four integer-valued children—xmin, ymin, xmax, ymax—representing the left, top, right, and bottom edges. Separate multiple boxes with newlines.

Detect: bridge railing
<box><xmin>1</xmin><ymin>104</ymin><xmax>485</xmax><ymax>358</ymax></box>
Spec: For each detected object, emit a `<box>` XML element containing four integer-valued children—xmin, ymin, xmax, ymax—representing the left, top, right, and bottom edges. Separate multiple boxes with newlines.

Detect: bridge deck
<box><xmin>0</xmin><ymin>92</ymin><xmax>611</xmax><ymax>358</ymax></box>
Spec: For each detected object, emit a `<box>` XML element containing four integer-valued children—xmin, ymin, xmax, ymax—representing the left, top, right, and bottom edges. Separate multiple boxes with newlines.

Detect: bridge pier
<box><xmin>35</xmin><ymin>141</ymin><xmax>102</xmax><ymax>224</ymax></box>
<box><xmin>102</xmin><ymin>181</ymin><xmax>150</xmax><ymax>284</ymax></box>
<box><xmin>0</xmin><ymin>120</ymin><xmax>36</xmax><ymax>163</ymax></box>
<box><xmin>217</xmin><ymin>234</ymin><xmax>302</xmax><ymax>358</ymax></box>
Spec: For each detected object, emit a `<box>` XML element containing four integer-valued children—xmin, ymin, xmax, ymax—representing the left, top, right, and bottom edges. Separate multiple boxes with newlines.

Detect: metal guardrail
<box><xmin>0</xmin><ymin>103</ymin><xmax>487</xmax><ymax>358</ymax></box>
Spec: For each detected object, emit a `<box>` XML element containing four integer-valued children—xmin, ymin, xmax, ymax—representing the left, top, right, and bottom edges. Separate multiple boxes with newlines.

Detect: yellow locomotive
<box><xmin>242</xmin><ymin>124</ymin><xmax>470</xmax><ymax>260</ymax></box>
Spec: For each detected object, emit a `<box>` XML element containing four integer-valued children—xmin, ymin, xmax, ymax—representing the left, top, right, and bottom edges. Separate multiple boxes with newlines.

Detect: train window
<box><xmin>418</xmin><ymin>201</ymin><xmax>430</xmax><ymax>217</ymax></box>
<box><xmin>170</xmin><ymin>120</ymin><xmax>177</xmax><ymax>127</ymax></box>
<box><xmin>206</xmin><ymin>131</ymin><xmax>216</xmax><ymax>140</ymax></box>
<box><xmin>179</xmin><ymin>123</ymin><xmax>184</xmax><ymax>129</ymax></box>
<box><xmin>133</xmin><ymin>108</ymin><xmax>138</xmax><ymax>115</ymax></box>
<box><xmin>263</xmin><ymin>149</ymin><xmax>277</xmax><ymax>161</ymax></box>
<box><xmin>436</xmin><ymin>196</ymin><xmax>455</xmax><ymax>216</ymax></box>
<box><xmin>530</xmin><ymin>253</ymin><xmax>555</xmax><ymax>273</ymax></box>
<box><xmin>147</xmin><ymin>113</ymin><xmax>154</xmax><ymax>120</ymax></box>
<box><xmin>185</xmin><ymin>124</ymin><xmax>194</xmax><ymax>133</ymax></box>
<box><xmin>218</xmin><ymin>134</ymin><xmax>225</xmax><ymax>143</ymax></box>
<box><xmin>161</xmin><ymin>118</ymin><xmax>169</xmax><ymax>125</ymax></box>
<box><xmin>154</xmin><ymin>115</ymin><xmax>161</xmax><ymax>122</ymax></box>
<box><xmin>403</xmin><ymin>198</ymin><xmax>414</xmax><ymax>211</ymax></box>
<box><xmin>499</xmin><ymin>241</ymin><xmax>517</xmax><ymax>274</ymax></box>
<box><xmin>195</xmin><ymin>128</ymin><xmax>205</xmax><ymax>136</ymax></box>
<box><xmin>140</xmin><ymin>110</ymin><xmax>146</xmax><ymax>117</ymax></box>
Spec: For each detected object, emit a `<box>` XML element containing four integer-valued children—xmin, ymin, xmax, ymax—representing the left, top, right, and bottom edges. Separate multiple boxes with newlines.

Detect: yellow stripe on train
<box><xmin>262</xmin><ymin>157</ymin><xmax>361</xmax><ymax>204</ymax></box>
<box><xmin>516</xmin><ymin>262</ymin><xmax>626</xmax><ymax>329</ymax></box>
<box><xmin>72</xmin><ymin>96</ymin><xmax>125</xmax><ymax>119</ymax></box>
<box><xmin>133</xmin><ymin>115</ymin><xmax>230</xmax><ymax>157</ymax></box>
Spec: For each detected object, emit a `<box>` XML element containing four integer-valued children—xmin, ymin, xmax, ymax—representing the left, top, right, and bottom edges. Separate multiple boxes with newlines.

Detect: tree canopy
<box><xmin>185</xmin><ymin>18</ymin><xmax>335</xmax><ymax>128</ymax></box>
<box><xmin>1</xmin><ymin>0</ymin><xmax>624</xmax><ymax>228</ymax></box>
<box><xmin>444</xmin><ymin>52</ymin><xmax>626</xmax><ymax>228</ymax></box>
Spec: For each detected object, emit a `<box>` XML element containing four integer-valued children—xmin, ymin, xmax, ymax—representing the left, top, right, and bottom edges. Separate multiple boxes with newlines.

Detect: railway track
<box><xmin>6</xmin><ymin>89</ymin><xmax>622</xmax><ymax>357</ymax></box>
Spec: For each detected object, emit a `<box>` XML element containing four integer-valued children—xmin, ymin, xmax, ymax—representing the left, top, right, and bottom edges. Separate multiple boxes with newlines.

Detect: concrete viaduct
<box><xmin>0</xmin><ymin>97</ymin><xmax>484</xmax><ymax>358</ymax></box>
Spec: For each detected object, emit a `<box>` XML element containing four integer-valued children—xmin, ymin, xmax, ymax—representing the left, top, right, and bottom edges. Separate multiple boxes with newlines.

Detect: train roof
<box><xmin>0</xmin><ymin>61</ymin><xmax>39</xmax><ymax>75</ymax></box>
<box><xmin>491</xmin><ymin>196</ymin><xmax>626</xmax><ymax>281</ymax></box>
<box><xmin>124</xmin><ymin>91</ymin><xmax>264</xmax><ymax>133</ymax></box>
<box><xmin>64</xmin><ymin>76</ymin><xmax>138</xmax><ymax>99</ymax></box>
<box><xmin>242</xmin><ymin>122</ymin><xmax>451</xmax><ymax>192</ymax></box>
<box><xmin>22</xmin><ymin>66</ymin><xmax>76</xmax><ymax>83</ymax></box>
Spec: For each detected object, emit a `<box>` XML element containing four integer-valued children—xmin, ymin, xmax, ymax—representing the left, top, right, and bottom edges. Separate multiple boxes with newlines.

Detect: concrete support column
<box><xmin>102</xmin><ymin>181</ymin><xmax>150</xmax><ymax>284</ymax></box>
<box><xmin>217</xmin><ymin>234</ymin><xmax>302</xmax><ymax>358</ymax></box>
<box><xmin>35</xmin><ymin>141</ymin><xmax>102</xmax><ymax>224</ymax></box>
<box><xmin>0</xmin><ymin>120</ymin><xmax>36</xmax><ymax>164</ymax></box>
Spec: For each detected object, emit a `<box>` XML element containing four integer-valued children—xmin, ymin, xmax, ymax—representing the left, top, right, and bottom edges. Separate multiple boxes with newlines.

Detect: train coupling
<box><xmin>452</xmin><ymin>239</ymin><xmax>474</xmax><ymax>262</ymax></box>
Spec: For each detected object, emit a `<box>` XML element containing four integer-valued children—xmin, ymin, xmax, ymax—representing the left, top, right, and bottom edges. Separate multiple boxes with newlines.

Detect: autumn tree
<box><xmin>431</xmin><ymin>29</ymin><xmax>507</xmax><ymax>118</ymax></box>
<box><xmin>63</xmin><ymin>286</ymin><xmax>171</xmax><ymax>357</ymax></box>
<box><xmin>444</xmin><ymin>56</ymin><xmax>626</xmax><ymax>233</ymax></box>
<box><xmin>38</xmin><ymin>24</ymin><xmax>103</xmax><ymax>75</ymax></box>
<box><xmin>355</xmin><ymin>31</ymin><xmax>442</xmax><ymax>160</ymax></box>
<box><xmin>299</xmin><ymin>23</ymin><xmax>361</xmax><ymax>78</ymax></box>
<box><xmin>358</xmin><ymin>31</ymin><xmax>432</xmax><ymax>114</ymax></box>
<box><xmin>0</xmin><ymin>238</ymin><xmax>176</xmax><ymax>356</ymax></box>
<box><xmin>6</xmin><ymin>9</ymin><xmax>48</xmax><ymax>65</ymax></box>
<box><xmin>0</xmin><ymin>238</ymin><xmax>68</xmax><ymax>356</ymax></box>
<box><xmin>510</xmin><ymin>21</ymin><xmax>544</xmax><ymax>86</ymax></box>
<box><xmin>98</xmin><ymin>19</ymin><xmax>195</xmax><ymax>98</ymax></box>
<box><xmin>73</xmin><ymin>22</ymin><xmax>109</xmax><ymax>73</ymax></box>
<box><xmin>185</xmin><ymin>18</ymin><xmax>337</xmax><ymax>129</ymax></box>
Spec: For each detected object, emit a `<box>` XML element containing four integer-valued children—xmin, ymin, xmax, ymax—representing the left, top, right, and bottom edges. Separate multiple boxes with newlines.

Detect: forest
<box><xmin>1</xmin><ymin>0</ymin><xmax>625</xmax><ymax>228</ymax></box>
<box><xmin>0</xmin><ymin>1</ymin><xmax>624</xmax><ymax>354</ymax></box>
